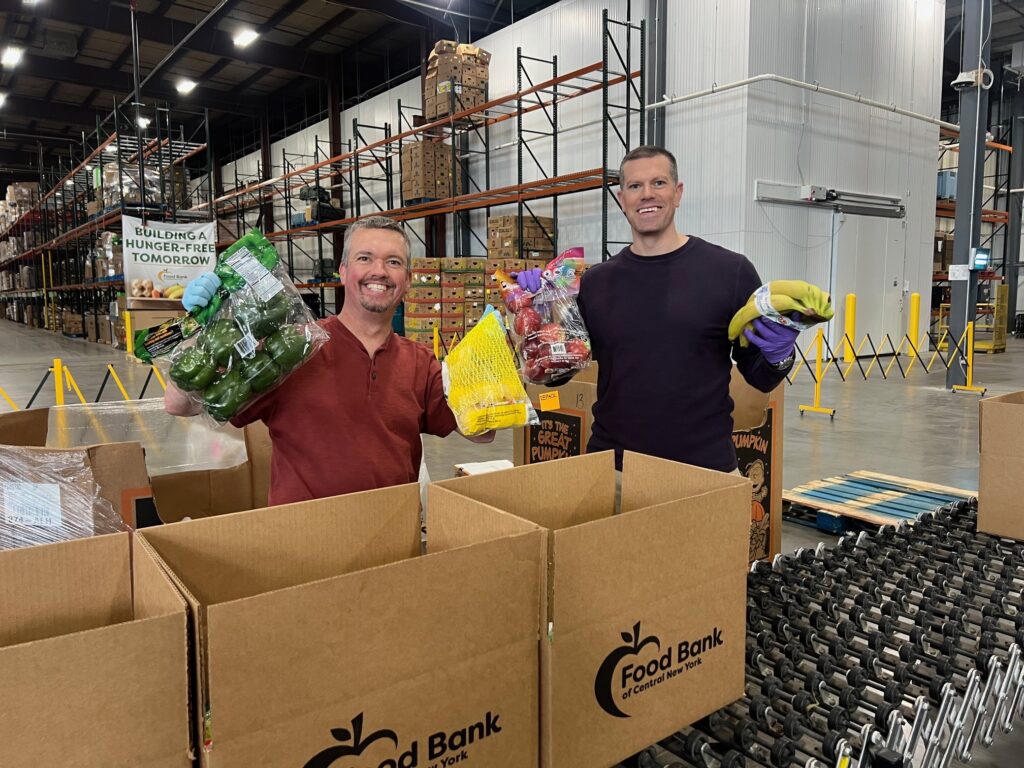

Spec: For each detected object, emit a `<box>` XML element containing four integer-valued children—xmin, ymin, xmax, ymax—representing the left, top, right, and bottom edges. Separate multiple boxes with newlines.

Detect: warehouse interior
<box><xmin>1</xmin><ymin>1</ymin><xmax>1024</xmax><ymax>767</ymax></box>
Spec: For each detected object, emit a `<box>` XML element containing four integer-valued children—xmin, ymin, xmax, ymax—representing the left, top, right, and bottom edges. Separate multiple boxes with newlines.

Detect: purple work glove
<box><xmin>744</xmin><ymin>317</ymin><xmax>800</xmax><ymax>364</ymax></box>
<box><xmin>512</xmin><ymin>268</ymin><xmax>542</xmax><ymax>294</ymax></box>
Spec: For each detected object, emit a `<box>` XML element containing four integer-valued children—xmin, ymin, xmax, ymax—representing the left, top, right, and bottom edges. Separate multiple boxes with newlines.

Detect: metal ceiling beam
<box><xmin>346</xmin><ymin>21</ymin><xmax>404</xmax><ymax>56</ymax></box>
<box><xmin>236</xmin><ymin>66</ymin><xmax>272</xmax><ymax>93</ymax></box>
<box><xmin>323</xmin><ymin>0</ymin><xmax>431</xmax><ymax>27</ymax></box>
<box><xmin>2</xmin><ymin>96</ymin><xmax>101</xmax><ymax>128</ymax></box>
<box><xmin>0</xmin><ymin>0</ymin><xmax>331</xmax><ymax>79</ymax></box>
<box><xmin>307</xmin><ymin>9</ymin><xmax>358</xmax><ymax>46</ymax></box>
<box><xmin>260</xmin><ymin>0</ymin><xmax>308</xmax><ymax>32</ymax></box>
<box><xmin>145</xmin><ymin>0</ymin><xmax>244</xmax><ymax>87</ymax></box>
<box><xmin>21</xmin><ymin>52</ymin><xmax>255</xmax><ymax>116</ymax></box>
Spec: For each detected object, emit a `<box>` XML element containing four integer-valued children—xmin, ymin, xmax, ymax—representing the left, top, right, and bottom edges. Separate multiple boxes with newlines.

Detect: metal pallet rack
<box><xmin>0</xmin><ymin>102</ymin><xmax>212</xmax><ymax>342</ymax></box>
<box><xmin>203</xmin><ymin>9</ymin><xmax>645</xmax><ymax>315</ymax></box>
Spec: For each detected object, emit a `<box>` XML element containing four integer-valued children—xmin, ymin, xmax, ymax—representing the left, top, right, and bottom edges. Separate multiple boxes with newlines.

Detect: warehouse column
<box><xmin>645</xmin><ymin>0</ymin><xmax>667</xmax><ymax>147</ymax></box>
<box><xmin>1006</xmin><ymin>86</ymin><xmax>1024</xmax><ymax>332</ymax></box>
<box><xmin>259</xmin><ymin>110</ymin><xmax>274</xmax><ymax>233</ymax></box>
<box><xmin>947</xmin><ymin>0</ymin><xmax>992</xmax><ymax>389</ymax></box>
<box><xmin>327</xmin><ymin>74</ymin><xmax>345</xmax><ymax>300</ymax></box>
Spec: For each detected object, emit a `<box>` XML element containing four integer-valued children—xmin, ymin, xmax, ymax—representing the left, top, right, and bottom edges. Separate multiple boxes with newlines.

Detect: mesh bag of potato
<box><xmin>441</xmin><ymin>309</ymin><xmax>539</xmax><ymax>436</ymax></box>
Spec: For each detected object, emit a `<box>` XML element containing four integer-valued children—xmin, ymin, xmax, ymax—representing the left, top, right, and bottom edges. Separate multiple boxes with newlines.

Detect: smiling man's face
<box><xmin>339</xmin><ymin>227</ymin><xmax>410</xmax><ymax>314</ymax></box>
<box><xmin>617</xmin><ymin>155</ymin><xmax>684</xmax><ymax>238</ymax></box>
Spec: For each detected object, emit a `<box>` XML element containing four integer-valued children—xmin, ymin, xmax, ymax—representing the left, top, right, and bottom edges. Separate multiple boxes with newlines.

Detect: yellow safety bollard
<box><xmin>433</xmin><ymin>325</ymin><xmax>440</xmax><ymax>360</ymax></box>
<box><xmin>125</xmin><ymin>310</ymin><xmax>134</xmax><ymax>357</ymax></box>
<box><xmin>844</xmin><ymin>294</ymin><xmax>856</xmax><ymax>364</ymax></box>
<box><xmin>908</xmin><ymin>293</ymin><xmax>921</xmax><ymax>361</ymax></box>
<box><xmin>63</xmin><ymin>367</ymin><xmax>87</xmax><ymax>405</ymax></box>
<box><xmin>952</xmin><ymin>321</ymin><xmax>987</xmax><ymax>395</ymax></box>
<box><xmin>52</xmin><ymin>357</ymin><xmax>64</xmax><ymax>406</ymax></box>
<box><xmin>798</xmin><ymin>327</ymin><xmax>836</xmax><ymax>419</ymax></box>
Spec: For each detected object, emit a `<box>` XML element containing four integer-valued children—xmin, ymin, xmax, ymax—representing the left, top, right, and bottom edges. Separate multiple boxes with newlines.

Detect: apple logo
<box><xmin>593</xmin><ymin>621</ymin><xmax>661</xmax><ymax>718</ymax></box>
<box><xmin>303</xmin><ymin>713</ymin><xmax>399</xmax><ymax>768</ymax></box>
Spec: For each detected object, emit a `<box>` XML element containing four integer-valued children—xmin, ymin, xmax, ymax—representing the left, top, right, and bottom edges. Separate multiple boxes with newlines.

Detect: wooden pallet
<box><xmin>784</xmin><ymin>471</ymin><xmax>976</xmax><ymax>528</ymax></box>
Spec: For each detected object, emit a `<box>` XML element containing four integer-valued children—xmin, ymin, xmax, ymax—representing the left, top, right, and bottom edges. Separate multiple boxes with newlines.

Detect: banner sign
<box><xmin>122</xmin><ymin>215</ymin><xmax>216</xmax><ymax>299</ymax></box>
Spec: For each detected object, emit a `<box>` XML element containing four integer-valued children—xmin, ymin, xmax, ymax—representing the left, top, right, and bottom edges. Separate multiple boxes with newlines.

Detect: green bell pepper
<box><xmin>203</xmin><ymin>318</ymin><xmax>245</xmax><ymax>368</ymax></box>
<box><xmin>202</xmin><ymin>370</ymin><xmax>252</xmax><ymax>422</ymax></box>
<box><xmin>215</xmin><ymin>230</ymin><xmax>281</xmax><ymax>292</ymax></box>
<box><xmin>239</xmin><ymin>351</ymin><xmax>281</xmax><ymax>393</ymax></box>
<box><xmin>236</xmin><ymin>292</ymin><xmax>291</xmax><ymax>339</ymax></box>
<box><xmin>169</xmin><ymin>346</ymin><xmax>217</xmax><ymax>392</ymax></box>
<box><xmin>264</xmin><ymin>325</ymin><xmax>312</xmax><ymax>372</ymax></box>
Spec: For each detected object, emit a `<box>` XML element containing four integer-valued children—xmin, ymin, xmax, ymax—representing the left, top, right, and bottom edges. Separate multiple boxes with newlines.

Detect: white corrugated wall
<box><xmin>215</xmin><ymin>0</ymin><xmax>945</xmax><ymax>345</ymax></box>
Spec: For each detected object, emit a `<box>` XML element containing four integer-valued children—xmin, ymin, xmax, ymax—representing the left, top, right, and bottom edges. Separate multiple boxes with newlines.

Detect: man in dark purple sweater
<box><xmin>519</xmin><ymin>146</ymin><xmax>797</xmax><ymax>472</ymax></box>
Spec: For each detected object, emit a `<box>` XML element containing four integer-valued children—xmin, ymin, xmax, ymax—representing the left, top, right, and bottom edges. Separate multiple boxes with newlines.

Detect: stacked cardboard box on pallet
<box><xmin>404</xmin><ymin>257</ymin><xmax>442</xmax><ymax>346</ymax></box>
<box><xmin>400</xmin><ymin>141</ymin><xmax>462</xmax><ymax>203</ymax></box>
<box><xmin>403</xmin><ymin>256</ymin><xmax>486</xmax><ymax>350</ymax></box>
<box><xmin>424</xmin><ymin>40</ymin><xmax>491</xmax><ymax>121</ymax></box>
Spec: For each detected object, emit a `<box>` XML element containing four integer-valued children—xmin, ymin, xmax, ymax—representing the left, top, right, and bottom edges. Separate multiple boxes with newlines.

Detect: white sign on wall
<box><xmin>122</xmin><ymin>216</ymin><xmax>216</xmax><ymax>299</ymax></box>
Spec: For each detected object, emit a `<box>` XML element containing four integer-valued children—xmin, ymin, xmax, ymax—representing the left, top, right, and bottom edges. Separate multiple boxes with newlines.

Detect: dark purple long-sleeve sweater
<box><xmin>577</xmin><ymin>237</ymin><xmax>790</xmax><ymax>472</ymax></box>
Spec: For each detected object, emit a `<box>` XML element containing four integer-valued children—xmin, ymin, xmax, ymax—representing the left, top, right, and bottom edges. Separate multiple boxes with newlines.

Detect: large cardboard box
<box><xmin>432</xmin><ymin>451</ymin><xmax>750</xmax><ymax>768</ymax></box>
<box><xmin>139</xmin><ymin>483</ymin><xmax>545</xmax><ymax>767</ymax></box>
<box><xmin>513</xmin><ymin>366</ymin><xmax>782</xmax><ymax>563</ymax></box>
<box><xmin>979</xmin><ymin>391</ymin><xmax>1024</xmax><ymax>538</ymax></box>
<box><xmin>0</xmin><ymin>532</ymin><xmax>191</xmax><ymax>767</ymax></box>
<box><xmin>0</xmin><ymin>407</ymin><xmax>271</xmax><ymax>523</ymax></box>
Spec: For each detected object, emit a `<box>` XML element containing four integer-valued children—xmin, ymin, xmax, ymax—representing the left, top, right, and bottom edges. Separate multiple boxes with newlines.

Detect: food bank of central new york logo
<box><xmin>593</xmin><ymin>621</ymin><xmax>725</xmax><ymax>718</ymax></box>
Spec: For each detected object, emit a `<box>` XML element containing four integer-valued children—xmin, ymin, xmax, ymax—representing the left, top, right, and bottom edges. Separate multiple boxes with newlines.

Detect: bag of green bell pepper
<box><xmin>147</xmin><ymin>228</ymin><xmax>329</xmax><ymax>427</ymax></box>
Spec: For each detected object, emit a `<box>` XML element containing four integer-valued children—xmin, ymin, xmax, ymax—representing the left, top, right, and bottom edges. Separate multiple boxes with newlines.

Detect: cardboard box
<box><xmin>0</xmin><ymin>532</ymin><xmax>191</xmax><ymax>767</ymax></box>
<box><xmin>979</xmin><ymin>391</ymin><xmax>1024</xmax><ymax>539</ymax></box>
<box><xmin>0</xmin><ymin>408</ymin><xmax>270</xmax><ymax>524</ymax></box>
<box><xmin>513</xmin><ymin>366</ymin><xmax>782</xmax><ymax>563</ymax></box>
<box><xmin>139</xmin><ymin>483</ymin><xmax>544</xmax><ymax>767</ymax></box>
<box><xmin>432</xmin><ymin>451</ymin><xmax>750</xmax><ymax>768</ymax></box>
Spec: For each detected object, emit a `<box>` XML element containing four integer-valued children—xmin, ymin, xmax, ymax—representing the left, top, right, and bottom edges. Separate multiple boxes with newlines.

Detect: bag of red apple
<box><xmin>496</xmin><ymin>247</ymin><xmax>592</xmax><ymax>384</ymax></box>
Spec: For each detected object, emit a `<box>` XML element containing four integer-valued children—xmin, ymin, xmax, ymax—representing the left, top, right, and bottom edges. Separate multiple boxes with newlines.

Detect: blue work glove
<box><xmin>182</xmin><ymin>272</ymin><xmax>222</xmax><ymax>312</ymax></box>
<box><xmin>743</xmin><ymin>317</ymin><xmax>799</xmax><ymax>364</ymax></box>
<box><xmin>512</xmin><ymin>268</ymin><xmax>542</xmax><ymax>294</ymax></box>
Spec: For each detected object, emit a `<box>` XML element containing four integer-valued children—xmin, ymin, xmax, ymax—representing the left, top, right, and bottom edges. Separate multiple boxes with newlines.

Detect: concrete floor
<box><xmin>2</xmin><ymin>318</ymin><xmax>1023</xmax><ymax>765</ymax></box>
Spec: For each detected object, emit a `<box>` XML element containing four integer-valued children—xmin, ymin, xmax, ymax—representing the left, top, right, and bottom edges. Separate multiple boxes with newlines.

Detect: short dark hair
<box><xmin>342</xmin><ymin>215</ymin><xmax>411</xmax><ymax>272</ymax></box>
<box><xmin>619</xmin><ymin>145</ymin><xmax>679</xmax><ymax>184</ymax></box>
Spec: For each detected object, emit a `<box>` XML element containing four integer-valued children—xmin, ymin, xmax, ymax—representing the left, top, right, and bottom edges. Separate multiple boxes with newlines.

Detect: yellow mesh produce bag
<box><xmin>442</xmin><ymin>309</ymin><xmax>540</xmax><ymax>436</ymax></box>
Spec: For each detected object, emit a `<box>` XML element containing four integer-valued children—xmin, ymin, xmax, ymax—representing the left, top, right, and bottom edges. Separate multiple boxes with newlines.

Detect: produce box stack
<box><xmin>400</xmin><ymin>141</ymin><xmax>461</xmax><ymax>203</ymax></box>
<box><xmin>424</xmin><ymin>40</ymin><xmax>491</xmax><ymax>121</ymax></box>
<box><xmin>487</xmin><ymin>213</ymin><xmax>556</xmax><ymax>261</ymax></box>
<box><xmin>462</xmin><ymin>257</ymin><xmax>487</xmax><ymax>333</ymax></box>
<box><xmin>404</xmin><ymin>257</ymin><xmax>442</xmax><ymax>347</ymax></box>
<box><xmin>440</xmin><ymin>257</ymin><xmax>467</xmax><ymax>344</ymax></box>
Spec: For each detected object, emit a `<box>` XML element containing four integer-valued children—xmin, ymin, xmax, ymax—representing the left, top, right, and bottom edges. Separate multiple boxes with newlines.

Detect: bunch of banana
<box><xmin>728</xmin><ymin>279</ymin><xmax>834</xmax><ymax>346</ymax></box>
<box><xmin>163</xmin><ymin>284</ymin><xmax>186</xmax><ymax>301</ymax></box>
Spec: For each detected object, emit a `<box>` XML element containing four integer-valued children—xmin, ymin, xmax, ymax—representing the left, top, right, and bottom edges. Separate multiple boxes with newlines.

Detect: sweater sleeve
<box><xmin>732</xmin><ymin>258</ymin><xmax>792</xmax><ymax>393</ymax></box>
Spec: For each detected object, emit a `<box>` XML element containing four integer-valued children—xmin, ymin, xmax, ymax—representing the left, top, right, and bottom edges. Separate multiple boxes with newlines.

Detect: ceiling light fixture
<box><xmin>176</xmin><ymin>78</ymin><xmax>197</xmax><ymax>95</ymax></box>
<box><xmin>233</xmin><ymin>28</ymin><xmax>258</xmax><ymax>48</ymax></box>
<box><xmin>2</xmin><ymin>46</ymin><xmax>23</xmax><ymax>68</ymax></box>
<box><xmin>137</xmin><ymin>116</ymin><xmax>151</xmax><ymax>128</ymax></box>
<box><xmin>0</xmin><ymin>94</ymin><xmax>7</xmax><ymax>108</ymax></box>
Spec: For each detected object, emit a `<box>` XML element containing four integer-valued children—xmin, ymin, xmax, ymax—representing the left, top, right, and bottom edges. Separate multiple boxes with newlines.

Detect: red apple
<box><xmin>537</xmin><ymin>322</ymin><xmax>565</xmax><ymax>343</ymax></box>
<box><xmin>514</xmin><ymin>307</ymin><xmax>543</xmax><ymax>337</ymax></box>
<box><xmin>505</xmin><ymin>291</ymin><xmax>533</xmax><ymax>313</ymax></box>
<box><xmin>565</xmin><ymin>339</ymin><xmax>591</xmax><ymax>362</ymax></box>
<box><xmin>523</xmin><ymin>358</ymin><xmax>547</xmax><ymax>383</ymax></box>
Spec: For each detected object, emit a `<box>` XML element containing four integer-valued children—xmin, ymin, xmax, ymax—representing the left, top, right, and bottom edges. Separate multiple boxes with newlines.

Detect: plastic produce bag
<box><xmin>0</xmin><ymin>445</ymin><xmax>128</xmax><ymax>550</ymax></box>
<box><xmin>495</xmin><ymin>247</ymin><xmax>592</xmax><ymax>384</ymax></box>
<box><xmin>441</xmin><ymin>308</ymin><xmax>539</xmax><ymax>436</ymax></box>
<box><xmin>135</xmin><ymin>229</ymin><xmax>329</xmax><ymax>425</ymax></box>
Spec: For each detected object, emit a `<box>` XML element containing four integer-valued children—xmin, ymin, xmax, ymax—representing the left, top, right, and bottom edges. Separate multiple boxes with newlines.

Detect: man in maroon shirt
<box><xmin>165</xmin><ymin>216</ymin><xmax>493</xmax><ymax>505</ymax></box>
